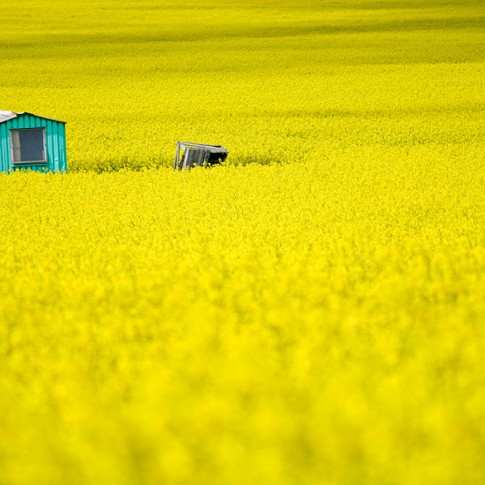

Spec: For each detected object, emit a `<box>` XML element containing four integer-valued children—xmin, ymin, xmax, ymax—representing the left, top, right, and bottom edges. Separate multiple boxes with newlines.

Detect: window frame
<box><xmin>9</xmin><ymin>128</ymin><xmax>47</xmax><ymax>165</ymax></box>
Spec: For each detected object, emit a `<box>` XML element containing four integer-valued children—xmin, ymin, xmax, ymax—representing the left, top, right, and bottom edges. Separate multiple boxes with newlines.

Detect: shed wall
<box><xmin>0</xmin><ymin>114</ymin><xmax>66</xmax><ymax>172</ymax></box>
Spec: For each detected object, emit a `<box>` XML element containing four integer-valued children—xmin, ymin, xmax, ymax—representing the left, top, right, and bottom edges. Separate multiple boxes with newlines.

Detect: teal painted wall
<box><xmin>0</xmin><ymin>114</ymin><xmax>67</xmax><ymax>172</ymax></box>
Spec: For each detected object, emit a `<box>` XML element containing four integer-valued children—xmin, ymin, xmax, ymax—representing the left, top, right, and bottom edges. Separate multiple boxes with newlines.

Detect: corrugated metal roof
<box><xmin>0</xmin><ymin>111</ymin><xmax>66</xmax><ymax>125</ymax></box>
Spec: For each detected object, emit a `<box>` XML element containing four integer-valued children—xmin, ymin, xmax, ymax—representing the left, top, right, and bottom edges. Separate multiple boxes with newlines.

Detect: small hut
<box><xmin>173</xmin><ymin>142</ymin><xmax>228</xmax><ymax>169</ymax></box>
<box><xmin>0</xmin><ymin>111</ymin><xmax>67</xmax><ymax>173</ymax></box>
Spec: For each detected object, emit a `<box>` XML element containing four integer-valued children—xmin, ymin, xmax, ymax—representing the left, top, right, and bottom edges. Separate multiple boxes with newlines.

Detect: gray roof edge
<box><xmin>177</xmin><ymin>141</ymin><xmax>228</xmax><ymax>152</ymax></box>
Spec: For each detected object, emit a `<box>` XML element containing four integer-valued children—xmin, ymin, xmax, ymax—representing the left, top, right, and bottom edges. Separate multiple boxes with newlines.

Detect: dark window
<box><xmin>11</xmin><ymin>129</ymin><xmax>46</xmax><ymax>164</ymax></box>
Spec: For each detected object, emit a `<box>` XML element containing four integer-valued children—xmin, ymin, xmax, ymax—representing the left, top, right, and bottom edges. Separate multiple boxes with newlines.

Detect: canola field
<box><xmin>1</xmin><ymin>0</ymin><xmax>484</xmax><ymax>483</ymax></box>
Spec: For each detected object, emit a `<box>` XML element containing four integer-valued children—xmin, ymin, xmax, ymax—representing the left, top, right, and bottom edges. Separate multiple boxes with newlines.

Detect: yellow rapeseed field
<box><xmin>1</xmin><ymin>0</ymin><xmax>484</xmax><ymax>483</ymax></box>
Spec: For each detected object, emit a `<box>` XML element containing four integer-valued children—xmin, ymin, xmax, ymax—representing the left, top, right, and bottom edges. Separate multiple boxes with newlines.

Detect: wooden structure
<box><xmin>173</xmin><ymin>142</ymin><xmax>228</xmax><ymax>170</ymax></box>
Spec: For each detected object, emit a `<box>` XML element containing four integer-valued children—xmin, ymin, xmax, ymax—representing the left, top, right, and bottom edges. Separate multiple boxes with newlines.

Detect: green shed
<box><xmin>0</xmin><ymin>111</ymin><xmax>67</xmax><ymax>173</ymax></box>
